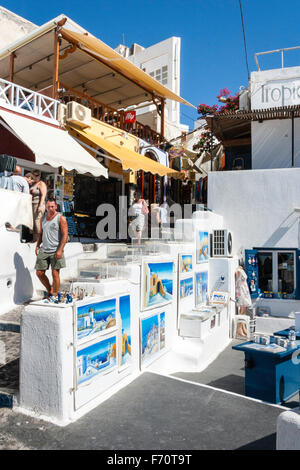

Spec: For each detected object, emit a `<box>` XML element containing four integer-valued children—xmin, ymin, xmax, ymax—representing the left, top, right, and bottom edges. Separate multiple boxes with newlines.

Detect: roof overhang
<box><xmin>0</xmin><ymin>108</ymin><xmax>108</xmax><ymax>177</ymax></box>
<box><xmin>68</xmin><ymin>120</ymin><xmax>183</xmax><ymax>179</ymax></box>
<box><xmin>0</xmin><ymin>15</ymin><xmax>195</xmax><ymax>110</ymax></box>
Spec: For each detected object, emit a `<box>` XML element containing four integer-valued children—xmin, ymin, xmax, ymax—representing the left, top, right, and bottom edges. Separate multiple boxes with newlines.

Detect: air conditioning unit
<box><xmin>66</xmin><ymin>101</ymin><xmax>92</xmax><ymax>128</ymax></box>
<box><xmin>212</xmin><ymin>229</ymin><xmax>233</xmax><ymax>257</ymax></box>
<box><xmin>57</xmin><ymin>103</ymin><xmax>67</xmax><ymax>126</ymax></box>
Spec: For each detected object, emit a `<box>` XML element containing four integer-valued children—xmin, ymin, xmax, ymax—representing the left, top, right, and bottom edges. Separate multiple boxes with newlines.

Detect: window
<box><xmin>257</xmin><ymin>249</ymin><xmax>296</xmax><ymax>299</ymax></box>
<box><xmin>257</xmin><ymin>252</ymin><xmax>273</xmax><ymax>293</ymax></box>
<box><xmin>149</xmin><ymin>66</ymin><xmax>168</xmax><ymax>85</ymax></box>
<box><xmin>278</xmin><ymin>252</ymin><xmax>295</xmax><ymax>294</ymax></box>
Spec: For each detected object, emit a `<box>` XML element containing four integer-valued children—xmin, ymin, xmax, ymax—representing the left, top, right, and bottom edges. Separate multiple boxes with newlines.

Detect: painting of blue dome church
<box><xmin>77</xmin><ymin>298</ymin><xmax>116</xmax><ymax>341</ymax></box>
<box><xmin>77</xmin><ymin>336</ymin><xmax>117</xmax><ymax>385</ymax></box>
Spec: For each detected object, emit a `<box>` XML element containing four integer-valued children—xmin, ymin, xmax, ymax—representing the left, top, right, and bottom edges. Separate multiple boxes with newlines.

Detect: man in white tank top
<box><xmin>35</xmin><ymin>199</ymin><xmax>68</xmax><ymax>298</ymax></box>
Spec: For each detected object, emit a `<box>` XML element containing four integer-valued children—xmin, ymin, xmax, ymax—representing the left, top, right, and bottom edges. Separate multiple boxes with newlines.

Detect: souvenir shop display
<box><xmin>78</xmin><ymin>259</ymin><xmax>119</xmax><ymax>281</ymax></box>
<box><xmin>195</xmin><ymin>270</ymin><xmax>208</xmax><ymax>306</ymax></box>
<box><xmin>233</xmin><ymin>334</ymin><xmax>300</xmax><ymax>403</ymax></box>
<box><xmin>140</xmin><ymin>311</ymin><xmax>166</xmax><ymax>367</ymax></box>
<box><xmin>141</xmin><ymin>259</ymin><xmax>174</xmax><ymax>311</ymax></box>
<box><xmin>196</xmin><ymin>231</ymin><xmax>210</xmax><ymax>264</ymax></box>
<box><xmin>245</xmin><ymin>249</ymin><xmax>259</xmax><ymax>298</ymax></box>
<box><xmin>179</xmin><ymin>253</ymin><xmax>193</xmax><ymax>274</ymax></box>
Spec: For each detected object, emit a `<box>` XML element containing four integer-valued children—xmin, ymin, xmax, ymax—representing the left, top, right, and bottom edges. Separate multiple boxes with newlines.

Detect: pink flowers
<box><xmin>197</xmin><ymin>88</ymin><xmax>240</xmax><ymax>116</ymax></box>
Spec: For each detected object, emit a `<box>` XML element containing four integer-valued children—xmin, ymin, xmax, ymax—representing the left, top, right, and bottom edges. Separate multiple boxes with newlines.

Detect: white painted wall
<box><xmin>208</xmin><ymin>168</ymin><xmax>300</xmax><ymax>317</ymax></box>
<box><xmin>252</xmin><ymin>119</ymin><xmax>300</xmax><ymax>169</ymax></box>
<box><xmin>250</xmin><ymin>65</ymin><xmax>300</xmax><ymax>169</ymax></box>
<box><xmin>0</xmin><ymin>7</ymin><xmax>36</xmax><ymax>51</ymax></box>
<box><xmin>116</xmin><ymin>37</ymin><xmax>189</xmax><ymax>139</ymax></box>
<box><xmin>251</xmin><ymin>66</ymin><xmax>300</xmax><ymax>110</ymax></box>
<box><xmin>0</xmin><ymin>224</ymin><xmax>108</xmax><ymax>316</ymax></box>
<box><xmin>208</xmin><ymin>168</ymin><xmax>300</xmax><ymax>253</ymax></box>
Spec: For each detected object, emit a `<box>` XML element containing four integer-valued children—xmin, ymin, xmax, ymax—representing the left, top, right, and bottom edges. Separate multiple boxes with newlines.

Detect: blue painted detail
<box><xmin>0</xmin><ymin>323</ymin><xmax>20</xmax><ymax>333</ymax></box>
<box><xmin>275</xmin><ymin>329</ymin><xmax>300</xmax><ymax>340</ymax></box>
<box><xmin>245</xmin><ymin>249</ymin><xmax>259</xmax><ymax>298</ymax></box>
<box><xmin>0</xmin><ymin>392</ymin><xmax>13</xmax><ymax>408</ymax></box>
<box><xmin>233</xmin><ymin>340</ymin><xmax>300</xmax><ymax>404</ymax></box>
<box><xmin>296</xmin><ymin>249</ymin><xmax>300</xmax><ymax>300</ymax></box>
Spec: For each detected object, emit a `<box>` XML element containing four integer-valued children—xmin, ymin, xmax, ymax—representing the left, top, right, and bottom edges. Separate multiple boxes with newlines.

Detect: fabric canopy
<box><xmin>61</xmin><ymin>28</ymin><xmax>195</xmax><ymax>108</ymax></box>
<box><xmin>0</xmin><ymin>109</ymin><xmax>108</xmax><ymax>177</ymax></box>
<box><xmin>69</xmin><ymin>125</ymin><xmax>182</xmax><ymax>178</ymax></box>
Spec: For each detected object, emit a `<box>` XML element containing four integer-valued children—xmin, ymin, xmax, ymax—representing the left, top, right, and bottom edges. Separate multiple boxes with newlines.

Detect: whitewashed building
<box><xmin>0</xmin><ymin>6</ymin><xmax>37</xmax><ymax>50</ymax></box>
<box><xmin>115</xmin><ymin>37</ymin><xmax>189</xmax><ymax>140</ymax></box>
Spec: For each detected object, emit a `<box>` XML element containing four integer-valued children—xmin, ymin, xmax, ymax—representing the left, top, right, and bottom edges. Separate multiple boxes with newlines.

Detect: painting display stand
<box><xmin>19</xmin><ymin>279</ymin><xmax>138</xmax><ymax>425</ymax></box>
<box><xmin>18</xmin><ymin>233</ymin><xmax>237</xmax><ymax>425</ymax></box>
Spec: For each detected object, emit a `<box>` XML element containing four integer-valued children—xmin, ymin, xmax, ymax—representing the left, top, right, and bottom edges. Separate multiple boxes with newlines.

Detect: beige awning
<box><xmin>61</xmin><ymin>28</ymin><xmax>195</xmax><ymax>108</ymax></box>
<box><xmin>0</xmin><ymin>108</ymin><xmax>108</xmax><ymax>177</ymax></box>
<box><xmin>69</xmin><ymin>124</ymin><xmax>183</xmax><ymax>178</ymax></box>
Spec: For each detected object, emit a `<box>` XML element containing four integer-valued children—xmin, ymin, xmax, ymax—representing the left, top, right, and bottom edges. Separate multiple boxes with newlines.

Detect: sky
<box><xmin>1</xmin><ymin>0</ymin><xmax>300</xmax><ymax>129</ymax></box>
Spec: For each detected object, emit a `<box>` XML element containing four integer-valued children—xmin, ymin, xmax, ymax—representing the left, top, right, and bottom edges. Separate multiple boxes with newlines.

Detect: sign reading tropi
<box><xmin>251</xmin><ymin>68</ymin><xmax>300</xmax><ymax>110</ymax></box>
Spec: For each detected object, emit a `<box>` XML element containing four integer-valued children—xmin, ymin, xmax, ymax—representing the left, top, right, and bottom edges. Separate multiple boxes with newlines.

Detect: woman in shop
<box><xmin>30</xmin><ymin>170</ymin><xmax>47</xmax><ymax>242</ymax></box>
<box><xmin>235</xmin><ymin>260</ymin><xmax>252</xmax><ymax>337</ymax></box>
<box><xmin>128</xmin><ymin>190</ymin><xmax>149</xmax><ymax>245</ymax></box>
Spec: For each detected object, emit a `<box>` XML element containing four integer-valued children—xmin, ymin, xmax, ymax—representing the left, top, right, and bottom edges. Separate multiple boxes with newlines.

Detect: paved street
<box><xmin>0</xmin><ymin>371</ymin><xmax>285</xmax><ymax>450</ymax></box>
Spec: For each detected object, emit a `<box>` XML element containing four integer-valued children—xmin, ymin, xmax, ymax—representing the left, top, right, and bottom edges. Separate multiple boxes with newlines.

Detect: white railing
<box><xmin>255</xmin><ymin>46</ymin><xmax>300</xmax><ymax>71</ymax></box>
<box><xmin>0</xmin><ymin>78</ymin><xmax>59</xmax><ymax>123</ymax></box>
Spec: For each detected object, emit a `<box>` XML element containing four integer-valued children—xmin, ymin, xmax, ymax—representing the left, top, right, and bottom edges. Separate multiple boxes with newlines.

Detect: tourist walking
<box><xmin>128</xmin><ymin>190</ymin><xmax>148</xmax><ymax>245</ymax></box>
<box><xmin>35</xmin><ymin>199</ymin><xmax>68</xmax><ymax>298</ymax></box>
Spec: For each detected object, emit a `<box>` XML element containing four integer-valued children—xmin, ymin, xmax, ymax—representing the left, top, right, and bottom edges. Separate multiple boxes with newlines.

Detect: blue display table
<box><xmin>274</xmin><ymin>328</ymin><xmax>300</xmax><ymax>340</ymax></box>
<box><xmin>232</xmin><ymin>340</ymin><xmax>300</xmax><ymax>404</ymax></box>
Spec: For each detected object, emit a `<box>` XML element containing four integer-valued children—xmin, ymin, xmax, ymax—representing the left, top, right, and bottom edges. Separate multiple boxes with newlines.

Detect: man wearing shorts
<box><xmin>35</xmin><ymin>198</ymin><xmax>68</xmax><ymax>298</ymax></box>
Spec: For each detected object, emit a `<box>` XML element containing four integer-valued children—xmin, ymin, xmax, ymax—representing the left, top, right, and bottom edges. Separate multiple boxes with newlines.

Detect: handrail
<box><xmin>255</xmin><ymin>45</ymin><xmax>300</xmax><ymax>71</ymax></box>
<box><xmin>59</xmin><ymin>82</ymin><xmax>164</xmax><ymax>146</ymax></box>
<box><xmin>0</xmin><ymin>78</ymin><xmax>59</xmax><ymax>122</ymax></box>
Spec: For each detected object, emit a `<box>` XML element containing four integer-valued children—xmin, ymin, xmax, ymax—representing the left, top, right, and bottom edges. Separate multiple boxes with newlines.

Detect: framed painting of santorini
<box><xmin>141</xmin><ymin>259</ymin><xmax>174</xmax><ymax>311</ymax></box>
<box><xmin>76</xmin><ymin>334</ymin><xmax>117</xmax><ymax>387</ymax></box>
<box><xmin>196</xmin><ymin>231</ymin><xmax>210</xmax><ymax>264</ymax></box>
<box><xmin>179</xmin><ymin>277</ymin><xmax>194</xmax><ymax>300</ymax></box>
<box><xmin>76</xmin><ymin>296</ymin><xmax>117</xmax><ymax>344</ymax></box>
<box><xmin>195</xmin><ymin>270</ymin><xmax>208</xmax><ymax>306</ymax></box>
<box><xmin>140</xmin><ymin>311</ymin><xmax>166</xmax><ymax>368</ymax></box>
<box><xmin>179</xmin><ymin>253</ymin><xmax>193</xmax><ymax>274</ymax></box>
<box><xmin>119</xmin><ymin>294</ymin><xmax>132</xmax><ymax>370</ymax></box>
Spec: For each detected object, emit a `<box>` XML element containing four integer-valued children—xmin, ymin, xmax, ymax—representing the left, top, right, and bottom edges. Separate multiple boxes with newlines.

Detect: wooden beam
<box><xmin>160</xmin><ymin>98</ymin><xmax>165</xmax><ymax>138</ymax></box>
<box><xmin>223</xmin><ymin>137</ymin><xmax>251</xmax><ymax>147</ymax></box>
<box><xmin>9</xmin><ymin>53</ymin><xmax>14</xmax><ymax>83</ymax></box>
<box><xmin>52</xmin><ymin>31</ymin><xmax>60</xmax><ymax>99</ymax></box>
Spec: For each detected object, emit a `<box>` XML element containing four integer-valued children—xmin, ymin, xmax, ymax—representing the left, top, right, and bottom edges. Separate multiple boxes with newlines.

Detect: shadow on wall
<box><xmin>263</xmin><ymin>211</ymin><xmax>300</xmax><ymax>247</ymax></box>
<box><xmin>13</xmin><ymin>252</ymin><xmax>33</xmax><ymax>304</ymax></box>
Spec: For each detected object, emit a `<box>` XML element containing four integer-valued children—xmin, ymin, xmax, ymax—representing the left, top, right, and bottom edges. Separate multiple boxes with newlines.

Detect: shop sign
<box><xmin>124</xmin><ymin>111</ymin><xmax>136</xmax><ymax>123</ymax></box>
<box><xmin>252</xmin><ymin>77</ymin><xmax>300</xmax><ymax>110</ymax></box>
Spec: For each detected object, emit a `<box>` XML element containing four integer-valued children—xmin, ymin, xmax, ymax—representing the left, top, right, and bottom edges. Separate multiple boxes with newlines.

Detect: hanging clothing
<box><xmin>0</xmin><ymin>154</ymin><xmax>17</xmax><ymax>173</ymax></box>
<box><xmin>235</xmin><ymin>266</ymin><xmax>252</xmax><ymax>308</ymax></box>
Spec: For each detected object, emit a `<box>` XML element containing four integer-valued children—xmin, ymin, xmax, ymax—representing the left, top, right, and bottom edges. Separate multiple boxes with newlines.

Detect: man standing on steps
<box><xmin>35</xmin><ymin>198</ymin><xmax>68</xmax><ymax>298</ymax></box>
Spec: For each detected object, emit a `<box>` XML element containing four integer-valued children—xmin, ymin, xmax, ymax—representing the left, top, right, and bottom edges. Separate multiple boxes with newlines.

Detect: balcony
<box><xmin>0</xmin><ymin>78</ymin><xmax>59</xmax><ymax>124</ymax></box>
<box><xmin>0</xmin><ymin>78</ymin><xmax>165</xmax><ymax>147</ymax></box>
<box><xmin>59</xmin><ymin>83</ymin><xmax>165</xmax><ymax>147</ymax></box>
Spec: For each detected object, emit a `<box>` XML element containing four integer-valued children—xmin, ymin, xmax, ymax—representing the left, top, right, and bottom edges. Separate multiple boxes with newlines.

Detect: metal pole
<box><xmin>292</xmin><ymin>111</ymin><xmax>295</xmax><ymax>167</ymax></box>
<box><xmin>210</xmin><ymin>116</ymin><xmax>214</xmax><ymax>172</ymax></box>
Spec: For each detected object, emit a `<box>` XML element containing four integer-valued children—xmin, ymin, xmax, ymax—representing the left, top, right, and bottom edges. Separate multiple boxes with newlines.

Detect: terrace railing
<box><xmin>59</xmin><ymin>82</ymin><xmax>164</xmax><ymax>146</ymax></box>
<box><xmin>0</xmin><ymin>78</ymin><xmax>59</xmax><ymax>123</ymax></box>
